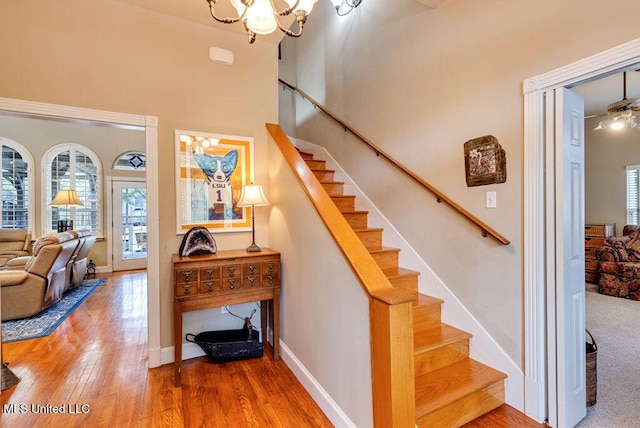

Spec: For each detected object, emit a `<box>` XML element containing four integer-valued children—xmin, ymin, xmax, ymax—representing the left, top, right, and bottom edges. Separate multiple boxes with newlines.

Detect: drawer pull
<box><xmin>267</xmin><ymin>274</ymin><xmax>274</xmax><ymax>284</ymax></box>
<box><xmin>206</xmin><ymin>281</ymin><xmax>214</xmax><ymax>292</ymax></box>
<box><xmin>181</xmin><ymin>270</ymin><xmax>193</xmax><ymax>282</ymax></box>
<box><xmin>205</xmin><ymin>269</ymin><xmax>214</xmax><ymax>279</ymax></box>
<box><xmin>248</xmin><ymin>264</ymin><xmax>256</xmax><ymax>273</ymax></box>
<box><xmin>183</xmin><ymin>284</ymin><xmax>192</xmax><ymax>295</ymax></box>
<box><xmin>227</xmin><ymin>266</ymin><xmax>236</xmax><ymax>277</ymax></box>
<box><xmin>267</xmin><ymin>263</ymin><xmax>274</xmax><ymax>273</ymax></box>
<box><xmin>247</xmin><ymin>276</ymin><xmax>257</xmax><ymax>286</ymax></box>
<box><xmin>228</xmin><ymin>279</ymin><xmax>236</xmax><ymax>289</ymax></box>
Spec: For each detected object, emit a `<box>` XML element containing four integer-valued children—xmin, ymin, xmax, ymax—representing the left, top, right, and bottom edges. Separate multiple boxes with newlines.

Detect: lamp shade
<box><xmin>49</xmin><ymin>189</ymin><xmax>84</xmax><ymax>207</ymax></box>
<box><xmin>237</xmin><ymin>184</ymin><xmax>269</xmax><ymax>207</ymax></box>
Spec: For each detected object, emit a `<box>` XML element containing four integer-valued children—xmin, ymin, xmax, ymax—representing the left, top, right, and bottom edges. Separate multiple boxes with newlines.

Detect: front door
<box><xmin>554</xmin><ymin>87</ymin><xmax>587</xmax><ymax>427</ymax></box>
<box><xmin>112</xmin><ymin>179</ymin><xmax>147</xmax><ymax>271</ymax></box>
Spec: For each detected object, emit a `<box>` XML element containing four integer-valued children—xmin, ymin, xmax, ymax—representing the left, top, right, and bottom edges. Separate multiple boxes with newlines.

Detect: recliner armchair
<box><xmin>0</xmin><ymin>229</ymin><xmax>32</xmax><ymax>265</ymax></box>
<box><xmin>0</xmin><ymin>232</ymin><xmax>79</xmax><ymax>321</ymax></box>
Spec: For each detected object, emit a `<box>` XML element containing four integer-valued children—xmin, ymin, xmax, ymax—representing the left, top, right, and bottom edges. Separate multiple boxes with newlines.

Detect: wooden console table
<box><xmin>172</xmin><ymin>248</ymin><xmax>281</xmax><ymax>387</ymax></box>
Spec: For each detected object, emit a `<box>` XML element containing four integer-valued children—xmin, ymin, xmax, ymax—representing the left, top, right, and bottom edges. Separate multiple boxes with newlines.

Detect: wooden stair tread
<box><xmin>381</xmin><ymin>266</ymin><xmax>420</xmax><ymax>279</ymax></box>
<box><xmin>414</xmin><ymin>323</ymin><xmax>471</xmax><ymax>351</ymax></box>
<box><xmin>368</xmin><ymin>246</ymin><xmax>400</xmax><ymax>254</ymax></box>
<box><xmin>413</xmin><ymin>293</ymin><xmax>444</xmax><ymax>308</ymax></box>
<box><xmin>298</xmin><ymin>151</ymin><xmax>314</xmax><ymax>158</ymax></box>
<box><xmin>330</xmin><ymin>194</ymin><xmax>355</xmax><ymax>199</ymax></box>
<box><xmin>319</xmin><ymin>180</ymin><xmax>345</xmax><ymax>185</ymax></box>
<box><xmin>310</xmin><ymin>167</ymin><xmax>336</xmax><ymax>173</ymax></box>
<box><xmin>415</xmin><ymin>359</ymin><xmax>507</xmax><ymax>418</ymax></box>
<box><xmin>353</xmin><ymin>227</ymin><xmax>384</xmax><ymax>233</ymax></box>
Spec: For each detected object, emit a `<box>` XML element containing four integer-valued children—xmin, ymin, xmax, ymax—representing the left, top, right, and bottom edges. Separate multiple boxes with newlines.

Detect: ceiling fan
<box><xmin>592</xmin><ymin>71</ymin><xmax>640</xmax><ymax>130</ymax></box>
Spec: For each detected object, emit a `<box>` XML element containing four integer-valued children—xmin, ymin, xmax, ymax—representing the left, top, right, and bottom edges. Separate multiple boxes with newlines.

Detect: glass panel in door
<box><xmin>113</xmin><ymin>181</ymin><xmax>146</xmax><ymax>271</ymax></box>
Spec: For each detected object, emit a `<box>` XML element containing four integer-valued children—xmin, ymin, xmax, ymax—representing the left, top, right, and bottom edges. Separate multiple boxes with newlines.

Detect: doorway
<box><xmin>110</xmin><ymin>177</ymin><xmax>147</xmax><ymax>271</ymax></box>
<box><xmin>523</xmin><ymin>38</ymin><xmax>640</xmax><ymax>427</ymax></box>
<box><xmin>0</xmin><ymin>97</ymin><xmax>161</xmax><ymax>369</ymax></box>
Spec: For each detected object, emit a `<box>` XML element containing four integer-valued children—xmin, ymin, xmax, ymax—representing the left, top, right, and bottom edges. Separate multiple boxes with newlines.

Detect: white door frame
<box><xmin>0</xmin><ymin>97</ymin><xmax>162</xmax><ymax>369</ymax></box>
<box><xmin>524</xmin><ymin>37</ymin><xmax>640</xmax><ymax>424</ymax></box>
<box><xmin>107</xmin><ymin>176</ymin><xmax>147</xmax><ymax>272</ymax></box>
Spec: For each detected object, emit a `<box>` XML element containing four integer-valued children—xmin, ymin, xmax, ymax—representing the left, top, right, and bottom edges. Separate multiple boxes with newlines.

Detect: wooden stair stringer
<box><xmin>302</xmin><ymin>150</ymin><xmax>507</xmax><ymax>427</ymax></box>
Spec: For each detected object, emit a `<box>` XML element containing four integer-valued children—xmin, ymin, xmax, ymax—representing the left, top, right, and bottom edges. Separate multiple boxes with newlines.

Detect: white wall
<box><xmin>279</xmin><ymin>0</ymin><xmax>640</xmax><ymax>366</ymax></box>
<box><xmin>267</xmin><ymin>136</ymin><xmax>372</xmax><ymax>427</ymax></box>
<box><xmin>585</xmin><ymin>116</ymin><xmax>640</xmax><ymax>233</ymax></box>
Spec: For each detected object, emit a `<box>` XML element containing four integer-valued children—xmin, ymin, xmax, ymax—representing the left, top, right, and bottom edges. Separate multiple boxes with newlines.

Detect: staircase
<box><xmin>301</xmin><ymin>150</ymin><xmax>507</xmax><ymax>427</ymax></box>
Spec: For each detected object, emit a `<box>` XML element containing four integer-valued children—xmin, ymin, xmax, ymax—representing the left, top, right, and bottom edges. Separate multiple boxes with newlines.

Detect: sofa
<box><xmin>0</xmin><ymin>230</ymin><xmax>95</xmax><ymax>321</ymax></box>
<box><xmin>0</xmin><ymin>229</ymin><xmax>32</xmax><ymax>265</ymax></box>
<box><xmin>596</xmin><ymin>225</ymin><xmax>640</xmax><ymax>300</ymax></box>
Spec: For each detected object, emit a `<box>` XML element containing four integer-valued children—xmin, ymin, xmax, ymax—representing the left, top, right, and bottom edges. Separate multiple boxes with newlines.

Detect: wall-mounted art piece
<box><xmin>175</xmin><ymin>130</ymin><xmax>253</xmax><ymax>234</ymax></box>
<box><xmin>464</xmin><ymin>135</ymin><xmax>506</xmax><ymax>187</ymax></box>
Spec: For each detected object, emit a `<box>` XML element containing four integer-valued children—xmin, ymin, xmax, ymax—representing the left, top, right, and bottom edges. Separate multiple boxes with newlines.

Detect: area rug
<box><xmin>1</xmin><ymin>277</ymin><xmax>106</xmax><ymax>343</ymax></box>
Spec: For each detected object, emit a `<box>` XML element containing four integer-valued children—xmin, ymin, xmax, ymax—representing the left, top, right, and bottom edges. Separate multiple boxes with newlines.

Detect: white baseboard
<box><xmin>279</xmin><ymin>341</ymin><xmax>356</xmax><ymax>428</ymax></box>
<box><xmin>158</xmin><ymin>340</ymin><xmax>354</xmax><ymax>427</ymax></box>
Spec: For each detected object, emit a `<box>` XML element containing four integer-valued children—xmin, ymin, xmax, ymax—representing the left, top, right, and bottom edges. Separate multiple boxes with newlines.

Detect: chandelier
<box><xmin>206</xmin><ymin>0</ymin><xmax>318</xmax><ymax>44</ymax></box>
<box><xmin>331</xmin><ymin>0</ymin><xmax>362</xmax><ymax>16</ymax></box>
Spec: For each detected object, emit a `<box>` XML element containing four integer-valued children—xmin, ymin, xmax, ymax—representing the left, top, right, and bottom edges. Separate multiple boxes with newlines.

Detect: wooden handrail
<box><xmin>266</xmin><ymin>123</ymin><xmax>415</xmax><ymax>306</ymax></box>
<box><xmin>278</xmin><ymin>78</ymin><xmax>510</xmax><ymax>246</ymax></box>
<box><xmin>267</xmin><ymin>123</ymin><xmax>416</xmax><ymax>427</ymax></box>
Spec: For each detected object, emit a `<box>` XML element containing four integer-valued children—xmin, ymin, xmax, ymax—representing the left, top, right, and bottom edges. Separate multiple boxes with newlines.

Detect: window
<box><xmin>113</xmin><ymin>151</ymin><xmax>146</xmax><ymax>171</ymax></box>
<box><xmin>0</xmin><ymin>138</ymin><xmax>33</xmax><ymax>230</ymax></box>
<box><xmin>627</xmin><ymin>165</ymin><xmax>640</xmax><ymax>225</ymax></box>
<box><xmin>43</xmin><ymin>144</ymin><xmax>102</xmax><ymax>235</ymax></box>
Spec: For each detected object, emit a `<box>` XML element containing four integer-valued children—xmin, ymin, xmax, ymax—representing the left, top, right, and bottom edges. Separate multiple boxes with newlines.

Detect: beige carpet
<box><xmin>575</xmin><ymin>286</ymin><xmax>640</xmax><ymax>427</ymax></box>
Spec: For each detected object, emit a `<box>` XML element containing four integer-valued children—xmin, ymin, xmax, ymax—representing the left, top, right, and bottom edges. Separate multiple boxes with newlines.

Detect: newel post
<box><xmin>370</xmin><ymin>289</ymin><xmax>416</xmax><ymax>427</ymax></box>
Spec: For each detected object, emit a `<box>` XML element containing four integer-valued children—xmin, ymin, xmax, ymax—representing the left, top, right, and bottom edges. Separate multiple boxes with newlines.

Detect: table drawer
<box><xmin>584</xmin><ymin>236</ymin><xmax>605</xmax><ymax>248</ymax></box>
<box><xmin>244</xmin><ymin>274</ymin><xmax>261</xmax><ymax>289</ymax></box>
<box><xmin>243</xmin><ymin>262</ymin><xmax>261</xmax><ymax>277</ymax></box>
<box><xmin>221</xmin><ymin>277</ymin><xmax>241</xmax><ymax>291</ymax></box>
<box><xmin>199</xmin><ymin>279</ymin><xmax>220</xmax><ymax>294</ymax></box>
<box><xmin>200</xmin><ymin>267</ymin><xmax>221</xmax><ymax>281</ymax></box>
<box><xmin>222</xmin><ymin>264</ymin><xmax>241</xmax><ymax>278</ymax></box>
<box><xmin>585</xmin><ymin>247</ymin><xmax>598</xmax><ymax>259</ymax></box>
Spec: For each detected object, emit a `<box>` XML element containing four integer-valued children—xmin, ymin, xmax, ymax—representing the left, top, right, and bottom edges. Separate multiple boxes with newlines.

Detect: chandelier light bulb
<box><xmin>245</xmin><ymin>0</ymin><xmax>278</xmax><ymax>34</ymax></box>
<box><xmin>610</xmin><ymin>120</ymin><xmax>625</xmax><ymax>130</ymax></box>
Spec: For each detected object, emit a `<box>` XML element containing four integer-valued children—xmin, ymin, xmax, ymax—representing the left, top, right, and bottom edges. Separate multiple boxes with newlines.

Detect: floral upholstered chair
<box><xmin>597</xmin><ymin>225</ymin><xmax>640</xmax><ymax>300</ymax></box>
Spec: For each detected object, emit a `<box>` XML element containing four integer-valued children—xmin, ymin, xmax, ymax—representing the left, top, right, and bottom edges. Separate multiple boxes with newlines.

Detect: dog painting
<box><xmin>193</xmin><ymin>150</ymin><xmax>241</xmax><ymax>220</ymax></box>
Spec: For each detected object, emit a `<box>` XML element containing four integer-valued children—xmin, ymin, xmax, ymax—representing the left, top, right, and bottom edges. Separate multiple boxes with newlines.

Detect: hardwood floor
<box><xmin>1</xmin><ymin>271</ymin><xmax>546</xmax><ymax>427</ymax></box>
<box><xmin>0</xmin><ymin>271</ymin><xmax>331</xmax><ymax>427</ymax></box>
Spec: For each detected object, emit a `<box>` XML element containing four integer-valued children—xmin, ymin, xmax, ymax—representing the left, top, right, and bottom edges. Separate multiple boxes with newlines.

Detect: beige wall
<box><xmin>279</xmin><ymin>0</ymin><xmax>640</xmax><ymax>366</ymax></box>
<box><xmin>584</xmin><ymin>116</ymin><xmax>640</xmax><ymax>234</ymax></box>
<box><xmin>0</xmin><ymin>0</ymin><xmax>278</xmax><ymax>348</ymax></box>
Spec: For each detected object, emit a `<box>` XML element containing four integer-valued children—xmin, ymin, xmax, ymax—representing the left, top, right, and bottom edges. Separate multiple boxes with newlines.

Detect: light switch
<box><xmin>486</xmin><ymin>191</ymin><xmax>497</xmax><ymax>208</ymax></box>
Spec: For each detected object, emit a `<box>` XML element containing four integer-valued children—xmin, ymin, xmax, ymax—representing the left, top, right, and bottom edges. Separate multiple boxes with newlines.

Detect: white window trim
<box><xmin>41</xmin><ymin>143</ymin><xmax>104</xmax><ymax>237</ymax></box>
<box><xmin>626</xmin><ymin>165</ymin><xmax>640</xmax><ymax>225</ymax></box>
<box><xmin>0</xmin><ymin>137</ymin><xmax>35</xmax><ymax>232</ymax></box>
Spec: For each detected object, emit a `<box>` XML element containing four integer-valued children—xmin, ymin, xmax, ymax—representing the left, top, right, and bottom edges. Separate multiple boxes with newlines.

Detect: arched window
<box><xmin>0</xmin><ymin>138</ymin><xmax>34</xmax><ymax>230</ymax></box>
<box><xmin>112</xmin><ymin>151</ymin><xmax>146</xmax><ymax>171</ymax></box>
<box><xmin>43</xmin><ymin>144</ymin><xmax>102</xmax><ymax>236</ymax></box>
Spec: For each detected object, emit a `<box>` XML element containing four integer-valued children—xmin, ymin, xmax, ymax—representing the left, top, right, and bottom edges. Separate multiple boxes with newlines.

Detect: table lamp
<box><xmin>237</xmin><ymin>184</ymin><xmax>269</xmax><ymax>252</ymax></box>
<box><xmin>50</xmin><ymin>189</ymin><xmax>84</xmax><ymax>232</ymax></box>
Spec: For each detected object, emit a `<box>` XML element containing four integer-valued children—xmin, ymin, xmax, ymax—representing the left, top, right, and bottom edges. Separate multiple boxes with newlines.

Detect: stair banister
<box><xmin>267</xmin><ymin>123</ymin><xmax>416</xmax><ymax>427</ymax></box>
<box><xmin>278</xmin><ymin>79</ymin><xmax>510</xmax><ymax>246</ymax></box>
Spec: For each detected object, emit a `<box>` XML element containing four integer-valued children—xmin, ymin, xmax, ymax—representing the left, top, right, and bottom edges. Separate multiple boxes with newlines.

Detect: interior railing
<box><xmin>278</xmin><ymin>79</ymin><xmax>510</xmax><ymax>246</ymax></box>
<box><xmin>267</xmin><ymin>123</ymin><xmax>417</xmax><ymax>427</ymax></box>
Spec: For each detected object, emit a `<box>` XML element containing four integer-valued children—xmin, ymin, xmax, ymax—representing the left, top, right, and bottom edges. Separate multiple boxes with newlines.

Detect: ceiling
<box><xmin>110</xmin><ymin>0</ymin><xmax>292</xmax><ymax>44</ymax></box>
<box><xmin>110</xmin><ymin>0</ymin><xmax>639</xmax><ymax>118</ymax></box>
<box><xmin>573</xmin><ymin>67</ymin><xmax>640</xmax><ymax>118</ymax></box>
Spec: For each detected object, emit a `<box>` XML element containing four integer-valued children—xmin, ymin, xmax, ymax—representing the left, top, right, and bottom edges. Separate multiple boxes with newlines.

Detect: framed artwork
<box><xmin>175</xmin><ymin>130</ymin><xmax>254</xmax><ymax>234</ymax></box>
<box><xmin>463</xmin><ymin>135</ymin><xmax>506</xmax><ymax>187</ymax></box>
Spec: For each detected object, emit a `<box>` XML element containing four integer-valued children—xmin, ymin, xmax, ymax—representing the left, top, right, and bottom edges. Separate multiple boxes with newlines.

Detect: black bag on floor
<box><xmin>186</xmin><ymin>317</ymin><xmax>263</xmax><ymax>363</ymax></box>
